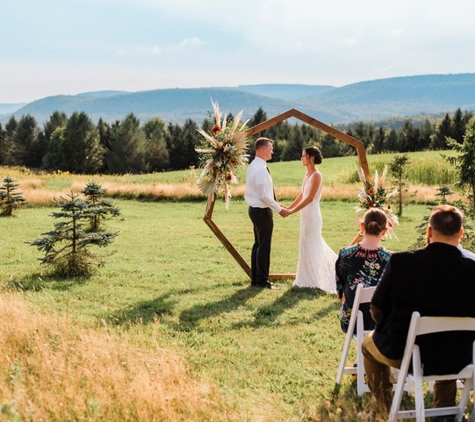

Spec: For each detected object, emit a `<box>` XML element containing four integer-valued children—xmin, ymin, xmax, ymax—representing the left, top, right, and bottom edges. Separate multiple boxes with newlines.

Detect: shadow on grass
<box><xmin>177</xmin><ymin>286</ymin><xmax>262</xmax><ymax>330</ymax></box>
<box><xmin>105</xmin><ymin>293</ymin><xmax>178</xmax><ymax>325</ymax></box>
<box><xmin>233</xmin><ymin>286</ymin><xmax>339</xmax><ymax>328</ymax></box>
<box><xmin>5</xmin><ymin>273</ymin><xmax>88</xmax><ymax>291</ymax></box>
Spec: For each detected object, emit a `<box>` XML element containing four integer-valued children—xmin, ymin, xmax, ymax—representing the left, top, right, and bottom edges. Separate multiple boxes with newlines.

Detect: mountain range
<box><xmin>2</xmin><ymin>73</ymin><xmax>475</xmax><ymax>126</ymax></box>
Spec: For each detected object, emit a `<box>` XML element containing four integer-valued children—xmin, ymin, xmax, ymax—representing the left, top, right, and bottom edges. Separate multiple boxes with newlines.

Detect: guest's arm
<box><xmin>370</xmin><ymin>304</ymin><xmax>384</xmax><ymax>324</ymax></box>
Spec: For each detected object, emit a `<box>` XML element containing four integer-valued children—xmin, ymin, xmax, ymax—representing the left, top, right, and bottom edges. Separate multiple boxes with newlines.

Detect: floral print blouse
<box><xmin>335</xmin><ymin>244</ymin><xmax>392</xmax><ymax>333</ymax></box>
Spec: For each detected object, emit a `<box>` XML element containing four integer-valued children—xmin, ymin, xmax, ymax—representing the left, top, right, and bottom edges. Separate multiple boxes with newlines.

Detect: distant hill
<box><xmin>2</xmin><ymin>73</ymin><xmax>475</xmax><ymax>126</ymax></box>
<box><xmin>0</xmin><ymin>103</ymin><xmax>27</xmax><ymax>116</ymax></box>
<box><xmin>234</xmin><ymin>84</ymin><xmax>334</xmax><ymax>101</ymax></box>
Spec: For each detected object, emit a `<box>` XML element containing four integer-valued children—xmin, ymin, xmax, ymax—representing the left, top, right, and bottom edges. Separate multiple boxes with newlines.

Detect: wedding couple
<box><xmin>245</xmin><ymin>137</ymin><xmax>336</xmax><ymax>291</ymax></box>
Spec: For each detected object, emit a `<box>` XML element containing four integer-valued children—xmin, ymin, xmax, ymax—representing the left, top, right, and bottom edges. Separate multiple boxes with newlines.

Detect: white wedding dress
<box><xmin>292</xmin><ymin>172</ymin><xmax>337</xmax><ymax>292</ymax></box>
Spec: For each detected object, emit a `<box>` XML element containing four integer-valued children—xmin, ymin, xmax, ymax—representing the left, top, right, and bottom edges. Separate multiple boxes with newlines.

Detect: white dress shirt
<box><xmin>458</xmin><ymin>244</ymin><xmax>475</xmax><ymax>261</ymax></box>
<box><xmin>245</xmin><ymin>157</ymin><xmax>282</xmax><ymax>212</ymax></box>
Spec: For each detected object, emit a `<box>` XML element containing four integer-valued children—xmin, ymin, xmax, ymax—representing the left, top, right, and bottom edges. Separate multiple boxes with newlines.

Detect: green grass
<box><xmin>0</xmin><ymin>149</ymin><xmax>468</xmax><ymax>420</ymax></box>
<box><xmin>267</xmin><ymin>150</ymin><xmax>458</xmax><ymax>187</ymax></box>
<box><xmin>0</xmin><ymin>197</ymin><xmax>430</xmax><ymax>420</ymax></box>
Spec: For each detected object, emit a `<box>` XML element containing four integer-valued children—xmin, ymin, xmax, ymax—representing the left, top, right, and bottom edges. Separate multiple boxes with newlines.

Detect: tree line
<box><xmin>0</xmin><ymin>107</ymin><xmax>473</xmax><ymax>174</ymax></box>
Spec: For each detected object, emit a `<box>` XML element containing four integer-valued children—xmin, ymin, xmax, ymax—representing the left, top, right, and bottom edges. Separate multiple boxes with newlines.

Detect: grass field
<box><xmin>0</xmin><ymin>150</ymin><xmax>470</xmax><ymax>421</ymax></box>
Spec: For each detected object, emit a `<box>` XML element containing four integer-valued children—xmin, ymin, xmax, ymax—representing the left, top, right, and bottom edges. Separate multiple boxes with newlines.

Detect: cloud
<box><xmin>178</xmin><ymin>37</ymin><xmax>204</xmax><ymax>48</ymax></box>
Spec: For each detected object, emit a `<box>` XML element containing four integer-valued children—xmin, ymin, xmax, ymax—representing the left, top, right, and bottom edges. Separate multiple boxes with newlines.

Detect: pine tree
<box><xmin>80</xmin><ymin>182</ymin><xmax>121</xmax><ymax>231</ymax></box>
<box><xmin>142</xmin><ymin>117</ymin><xmax>169</xmax><ymax>171</ymax></box>
<box><xmin>389</xmin><ymin>154</ymin><xmax>410</xmax><ymax>217</ymax></box>
<box><xmin>0</xmin><ymin>177</ymin><xmax>26</xmax><ymax>216</ymax></box>
<box><xmin>106</xmin><ymin>113</ymin><xmax>148</xmax><ymax>174</ymax></box>
<box><xmin>445</xmin><ymin>118</ymin><xmax>475</xmax><ymax>217</ymax></box>
<box><xmin>28</xmin><ymin>192</ymin><xmax>117</xmax><ymax>277</ymax></box>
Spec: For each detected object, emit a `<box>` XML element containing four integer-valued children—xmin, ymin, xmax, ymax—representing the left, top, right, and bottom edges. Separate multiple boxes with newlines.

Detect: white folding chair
<box><xmin>336</xmin><ymin>284</ymin><xmax>376</xmax><ymax>395</ymax></box>
<box><xmin>389</xmin><ymin>311</ymin><xmax>475</xmax><ymax>422</ymax></box>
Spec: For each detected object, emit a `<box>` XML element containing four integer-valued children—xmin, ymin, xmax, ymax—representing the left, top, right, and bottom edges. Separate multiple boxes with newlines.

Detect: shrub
<box><xmin>28</xmin><ymin>192</ymin><xmax>118</xmax><ymax>277</ymax></box>
<box><xmin>0</xmin><ymin>176</ymin><xmax>26</xmax><ymax>216</ymax></box>
<box><xmin>80</xmin><ymin>181</ymin><xmax>121</xmax><ymax>231</ymax></box>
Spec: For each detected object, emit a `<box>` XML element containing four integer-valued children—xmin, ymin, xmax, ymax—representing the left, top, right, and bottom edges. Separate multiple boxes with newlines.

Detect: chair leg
<box><xmin>456</xmin><ymin>377</ymin><xmax>473</xmax><ymax>422</ymax></box>
<box><xmin>336</xmin><ymin>333</ymin><xmax>353</xmax><ymax>384</ymax></box>
<box><xmin>388</xmin><ymin>375</ymin><xmax>407</xmax><ymax>421</ymax></box>
<box><xmin>414</xmin><ymin>377</ymin><xmax>425</xmax><ymax>422</ymax></box>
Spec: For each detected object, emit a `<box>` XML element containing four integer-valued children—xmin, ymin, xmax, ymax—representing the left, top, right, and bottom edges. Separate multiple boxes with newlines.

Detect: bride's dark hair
<box><xmin>304</xmin><ymin>146</ymin><xmax>323</xmax><ymax>165</ymax></box>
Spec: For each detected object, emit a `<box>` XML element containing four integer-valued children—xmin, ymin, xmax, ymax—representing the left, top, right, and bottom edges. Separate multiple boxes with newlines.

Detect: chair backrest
<box><xmin>358</xmin><ymin>284</ymin><xmax>377</xmax><ymax>304</ymax></box>
<box><xmin>393</xmin><ymin>312</ymin><xmax>475</xmax><ymax>384</ymax></box>
<box><xmin>405</xmin><ymin>311</ymin><xmax>475</xmax><ymax>353</ymax></box>
<box><xmin>347</xmin><ymin>284</ymin><xmax>377</xmax><ymax>336</ymax></box>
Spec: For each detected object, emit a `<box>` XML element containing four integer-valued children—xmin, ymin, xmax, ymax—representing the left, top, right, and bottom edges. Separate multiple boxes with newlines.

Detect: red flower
<box><xmin>225</xmin><ymin>172</ymin><xmax>233</xmax><ymax>180</ymax></box>
<box><xmin>211</xmin><ymin>125</ymin><xmax>221</xmax><ymax>135</ymax></box>
<box><xmin>367</xmin><ymin>188</ymin><xmax>375</xmax><ymax>195</ymax></box>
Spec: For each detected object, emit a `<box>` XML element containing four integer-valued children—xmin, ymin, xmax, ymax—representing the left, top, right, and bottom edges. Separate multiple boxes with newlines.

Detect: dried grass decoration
<box><xmin>196</xmin><ymin>100</ymin><xmax>249</xmax><ymax>208</ymax></box>
<box><xmin>355</xmin><ymin>166</ymin><xmax>399</xmax><ymax>238</ymax></box>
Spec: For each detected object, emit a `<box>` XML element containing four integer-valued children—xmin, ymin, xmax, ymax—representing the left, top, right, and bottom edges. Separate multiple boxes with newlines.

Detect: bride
<box><xmin>287</xmin><ymin>146</ymin><xmax>337</xmax><ymax>292</ymax></box>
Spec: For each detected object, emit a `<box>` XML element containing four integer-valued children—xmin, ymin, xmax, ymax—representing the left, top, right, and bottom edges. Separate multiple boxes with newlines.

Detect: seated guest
<box><xmin>335</xmin><ymin>208</ymin><xmax>390</xmax><ymax>334</ymax></box>
<box><xmin>362</xmin><ymin>205</ymin><xmax>475</xmax><ymax>419</ymax></box>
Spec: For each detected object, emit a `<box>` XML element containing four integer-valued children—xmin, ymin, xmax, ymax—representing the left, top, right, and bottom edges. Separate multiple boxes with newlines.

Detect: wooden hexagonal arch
<box><xmin>203</xmin><ymin>108</ymin><xmax>370</xmax><ymax>280</ymax></box>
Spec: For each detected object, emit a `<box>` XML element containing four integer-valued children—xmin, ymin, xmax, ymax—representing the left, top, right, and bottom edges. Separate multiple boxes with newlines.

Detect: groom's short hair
<box><xmin>255</xmin><ymin>137</ymin><xmax>273</xmax><ymax>151</ymax></box>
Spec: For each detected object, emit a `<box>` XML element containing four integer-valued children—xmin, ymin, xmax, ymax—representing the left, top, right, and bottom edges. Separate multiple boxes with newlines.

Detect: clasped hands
<box><xmin>279</xmin><ymin>205</ymin><xmax>293</xmax><ymax>218</ymax></box>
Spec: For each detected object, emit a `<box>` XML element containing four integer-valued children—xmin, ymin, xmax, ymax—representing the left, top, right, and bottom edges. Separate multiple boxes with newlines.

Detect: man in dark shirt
<box><xmin>361</xmin><ymin>205</ymin><xmax>475</xmax><ymax>419</ymax></box>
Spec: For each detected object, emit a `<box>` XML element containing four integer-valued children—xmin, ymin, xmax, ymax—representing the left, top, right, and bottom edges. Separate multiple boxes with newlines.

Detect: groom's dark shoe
<box><xmin>251</xmin><ymin>281</ymin><xmax>280</xmax><ymax>290</ymax></box>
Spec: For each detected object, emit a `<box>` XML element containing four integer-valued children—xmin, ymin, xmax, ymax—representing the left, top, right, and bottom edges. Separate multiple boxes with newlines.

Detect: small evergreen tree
<box><xmin>0</xmin><ymin>177</ymin><xmax>26</xmax><ymax>216</ymax></box>
<box><xmin>389</xmin><ymin>154</ymin><xmax>411</xmax><ymax>217</ymax></box>
<box><xmin>80</xmin><ymin>182</ymin><xmax>121</xmax><ymax>231</ymax></box>
<box><xmin>445</xmin><ymin>118</ymin><xmax>475</xmax><ymax>218</ymax></box>
<box><xmin>28</xmin><ymin>192</ymin><xmax>117</xmax><ymax>277</ymax></box>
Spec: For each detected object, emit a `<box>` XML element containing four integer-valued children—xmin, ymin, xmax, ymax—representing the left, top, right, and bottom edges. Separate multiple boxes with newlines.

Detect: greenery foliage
<box><xmin>80</xmin><ymin>182</ymin><xmax>121</xmax><ymax>231</ymax></box>
<box><xmin>28</xmin><ymin>191</ymin><xmax>118</xmax><ymax>277</ymax></box>
<box><xmin>0</xmin><ymin>176</ymin><xmax>26</xmax><ymax>216</ymax></box>
<box><xmin>389</xmin><ymin>154</ymin><xmax>411</xmax><ymax>216</ymax></box>
<box><xmin>445</xmin><ymin>118</ymin><xmax>475</xmax><ymax>217</ymax></box>
<box><xmin>0</xmin><ymin>107</ymin><xmax>473</xmax><ymax>175</ymax></box>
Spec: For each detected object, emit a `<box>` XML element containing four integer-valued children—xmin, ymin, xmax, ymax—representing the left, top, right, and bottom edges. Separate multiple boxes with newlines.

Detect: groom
<box><xmin>245</xmin><ymin>137</ymin><xmax>289</xmax><ymax>289</ymax></box>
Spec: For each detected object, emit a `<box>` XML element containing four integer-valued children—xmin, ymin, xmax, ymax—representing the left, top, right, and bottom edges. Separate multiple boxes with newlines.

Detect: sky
<box><xmin>1</xmin><ymin>0</ymin><xmax>475</xmax><ymax>104</ymax></box>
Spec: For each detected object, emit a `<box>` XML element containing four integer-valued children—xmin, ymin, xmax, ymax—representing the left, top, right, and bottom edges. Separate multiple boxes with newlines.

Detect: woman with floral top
<box><xmin>336</xmin><ymin>208</ymin><xmax>391</xmax><ymax>334</ymax></box>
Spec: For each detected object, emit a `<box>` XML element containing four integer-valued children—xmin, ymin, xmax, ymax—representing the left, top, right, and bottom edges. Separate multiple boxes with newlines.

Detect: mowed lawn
<box><xmin>0</xmin><ymin>196</ymin><xmax>430</xmax><ymax>420</ymax></box>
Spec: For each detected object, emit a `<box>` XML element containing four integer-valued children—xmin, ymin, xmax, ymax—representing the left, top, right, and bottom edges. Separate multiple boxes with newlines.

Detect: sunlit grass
<box><xmin>1</xmin><ymin>197</ymin><xmax>432</xmax><ymax>421</ymax></box>
<box><xmin>0</xmin><ymin>292</ymin><xmax>236</xmax><ymax>421</ymax></box>
<box><xmin>0</xmin><ymin>149</ymin><xmax>470</xmax><ymax>421</ymax></box>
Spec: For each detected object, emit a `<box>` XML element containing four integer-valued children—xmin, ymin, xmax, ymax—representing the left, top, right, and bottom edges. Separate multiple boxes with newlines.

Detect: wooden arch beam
<box><xmin>203</xmin><ymin>108</ymin><xmax>369</xmax><ymax>280</ymax></box>
<box><xmin>246</xmin><ymin>108</ymin><xmax>369</xmax><ymax>178</ymax></box>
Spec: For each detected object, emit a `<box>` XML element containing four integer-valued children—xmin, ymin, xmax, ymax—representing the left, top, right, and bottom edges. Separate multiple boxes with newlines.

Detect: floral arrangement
<box><xmin>356</xmin><ymin>166</ymin><xmax>399</xmax><ymax>237</ymax></box>
<box><xmin>195</xmin><ymin>100</ymin><xmax>249</xmax><ymax>208</ymax></box>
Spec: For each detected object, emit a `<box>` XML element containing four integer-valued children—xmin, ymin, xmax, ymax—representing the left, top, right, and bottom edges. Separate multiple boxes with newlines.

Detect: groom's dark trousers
<box><xmin>248</xmin><ymin>206</ymin><xmax>273</xmax><ymax>285</ymax></box>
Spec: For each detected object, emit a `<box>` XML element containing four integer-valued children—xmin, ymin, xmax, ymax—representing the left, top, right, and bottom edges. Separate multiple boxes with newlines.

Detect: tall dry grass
<box><xmin>0</xmin><ymin>293</ymin><xmax>238</xmax><ymax>421</ymax></box>
<box><xmin>17</xmin><ymin>181</ymin><xmax>453</xmax><ymax>208</ymax></box>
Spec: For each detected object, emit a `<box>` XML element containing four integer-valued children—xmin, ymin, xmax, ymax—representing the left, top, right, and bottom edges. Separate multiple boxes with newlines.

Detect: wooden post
<box><xmin>204</xmin><ymin>193</ymin><xmax>252</xmax><ymax>278</ymax></box>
